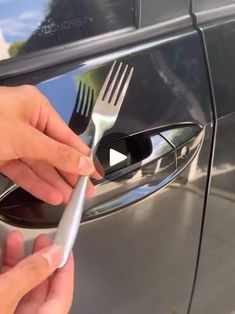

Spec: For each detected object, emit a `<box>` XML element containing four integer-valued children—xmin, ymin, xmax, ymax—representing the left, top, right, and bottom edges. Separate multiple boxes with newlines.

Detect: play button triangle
<box><xmin>109</xmin><ymin>149</ymin><xmax>127</xmax><ymax>166</ymax></box>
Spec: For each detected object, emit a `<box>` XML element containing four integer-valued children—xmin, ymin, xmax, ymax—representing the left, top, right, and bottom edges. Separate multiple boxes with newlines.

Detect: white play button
<box><xmin>109</xmin><ymin>149</ymin><xmax>127</xmax><ymax>166</ymax></box>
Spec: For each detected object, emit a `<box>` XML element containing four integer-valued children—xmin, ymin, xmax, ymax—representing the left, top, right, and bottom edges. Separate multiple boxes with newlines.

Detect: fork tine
<box><xmin>114</xmin><ymin>67</ymin><xmax>134</xmax><ymax>108</ymax></box>
<box><xmin>111</xmin><ymin>64</ymin><xmax>128</xmax><ymax>105</ymax></box>
<box><xmin>104</xmin><ymin>62</ymin><xmax>122</xmax><ymax>102</ymax></box>
<box><xmin>87</xmin><ymin>88</ymin><xmax>94</xmax><ymax>117</ymax></box>
<box><xmin>77</xmin><ymin>82</ymin><xmax>84</xmax><ymax>114</ymax></box>
<box><xmin>98</xmin><ymin>60</ymin><xmax>116</xmax><ymax>100</ymax></box>
<box><xmin>80</xmin><ymin>83</ymin><xmax>87</xmax><ymax>116</ymax></box>
<box><xmin>75</xmin><ymin>81</ymin><xmax>82</xmax><ymax>113</ymax></box>
<box><xmin>84</xmin><ymin>86</ymin><xmax>90</xmax><ymax>117</ymax></box>
<box><xmin>90</xmin><ymin>89</ymin><xmax>94</xmax><ymax>114</ymax></box>
<box><xmin>85</xmin><ymin>86</ymin><xmax>91</xmax><ymax>117</ymax></box>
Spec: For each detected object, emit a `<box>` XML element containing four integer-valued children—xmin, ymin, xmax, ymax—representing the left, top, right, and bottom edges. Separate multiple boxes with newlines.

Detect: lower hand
<box><xmin>0</xmin><ymin>231</ymin><xmax>73</xmax><ymax>314</ymax></box>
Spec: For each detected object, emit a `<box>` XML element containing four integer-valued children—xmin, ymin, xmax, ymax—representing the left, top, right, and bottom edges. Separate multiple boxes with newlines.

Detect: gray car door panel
<box><xmin>0</xmin><ymin>1</ymin><xmax>215</xmax><ymax>313</ymax></box>
<box><xmin>190</xmin><ymin>2</ymin><xmax>235</xmax><ymax>314</ymax></box>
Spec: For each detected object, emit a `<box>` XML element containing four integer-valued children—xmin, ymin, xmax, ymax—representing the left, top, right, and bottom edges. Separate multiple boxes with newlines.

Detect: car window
<box><xmin>0</xmin><ymin>0</ymin><xmax>135</xmax><ymax>62</ymax></box>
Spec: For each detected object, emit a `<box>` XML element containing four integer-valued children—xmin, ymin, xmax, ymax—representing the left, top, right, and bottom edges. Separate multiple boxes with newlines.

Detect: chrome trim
<box><xmin>0</xmin><ymin>14</ymin><xmax>191</xmax><ymax>80</ymax></box>
<box><xmin>134</xmin><ymin>0</ymin><xmax>142</xmax><ymax>29</ymax></box>
<box><xmin>0</xmin><ymin>183</ymin><xmax>18</xmax><ymax>202</ymax></box>
<box><xmin>194</xmin><ymin>4</ymin><xmax>235</xmax><ymax>24</ymax></box>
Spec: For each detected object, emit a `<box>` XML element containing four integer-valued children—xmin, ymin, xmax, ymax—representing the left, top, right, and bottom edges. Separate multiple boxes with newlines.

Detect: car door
<box><xmin>0</xmin><ymin>0</ymin><xmax>214</xmax><ymax>313</ymax></box>
<box><xmin>189</xmin><ymin>1</ymin><xmax>235</xmax><ymax>313</ymax></box>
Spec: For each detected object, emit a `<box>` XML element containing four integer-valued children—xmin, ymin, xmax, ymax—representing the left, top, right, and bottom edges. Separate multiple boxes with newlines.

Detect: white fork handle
<box><xmin>54</xmin><ymin>175</ymin><xmax>89</xmax><ymax>268</ymax></box>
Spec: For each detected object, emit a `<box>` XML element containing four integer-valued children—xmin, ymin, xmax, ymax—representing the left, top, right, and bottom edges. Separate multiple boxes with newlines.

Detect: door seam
<box><xmin>186</xmin><ymin>4</ymin><xmax>218</xmax><ymax>313</ymax></box>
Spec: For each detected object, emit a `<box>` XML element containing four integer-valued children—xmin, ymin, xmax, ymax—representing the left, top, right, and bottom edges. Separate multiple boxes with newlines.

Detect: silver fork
<box><xmin>54</xmin><ymin>60</ymin><xmax>134</xmax><ymax>267</ymax></box>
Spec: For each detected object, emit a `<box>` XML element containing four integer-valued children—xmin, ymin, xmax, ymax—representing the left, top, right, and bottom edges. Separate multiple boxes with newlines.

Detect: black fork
<box><xmin>69</xmin><ymin>82</ymin><xmax>94</xmax><ymax>134</ymax></box>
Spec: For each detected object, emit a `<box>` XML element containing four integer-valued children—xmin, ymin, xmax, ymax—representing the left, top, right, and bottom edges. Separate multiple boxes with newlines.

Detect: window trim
<box><xmin>193</xmin><ymin>3</ymin><xmax>235</xmax><ymax>24</ymax></box>
<box><xmin>0</xmin><ymin>14</ymin><xmax>191</xmax><ymax>80</ymax></box>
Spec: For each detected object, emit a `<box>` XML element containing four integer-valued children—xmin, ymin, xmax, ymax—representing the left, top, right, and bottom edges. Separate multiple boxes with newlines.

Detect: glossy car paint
<box><xmin>189</xmin><ymin>10</ymin><xmax>235</xmax><ymax>314</ymax></box>
<box><xmin>0</xmin><ymin>0</ymin><xmax>221</xmax><ymax>313</ymax></box>
<box><xmin>0</xmin><ymin>26</ymin><xmax>214</xmax><ymax>313</ymax></box>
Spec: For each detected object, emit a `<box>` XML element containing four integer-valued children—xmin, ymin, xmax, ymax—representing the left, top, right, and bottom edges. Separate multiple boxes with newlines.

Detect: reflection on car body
<box><xmin>0</xmin><ymin>0</ymin><xmax>235</xmax><ymax>313</ymax></box>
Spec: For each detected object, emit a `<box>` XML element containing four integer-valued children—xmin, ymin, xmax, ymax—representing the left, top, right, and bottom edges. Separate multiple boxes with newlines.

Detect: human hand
<box><xmin>0</xmin><ymin>85</ymin><xmax>98</xmax><ymax>204</ymax></box>
<box><xmin>0</xmin><ymin>231</ymin><xmax>73</xmax><ymax>314</ymax></box>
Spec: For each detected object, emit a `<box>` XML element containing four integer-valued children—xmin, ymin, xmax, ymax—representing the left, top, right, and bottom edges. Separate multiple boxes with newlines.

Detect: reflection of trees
<box><xmin>75</xmin><ymin>66</ymin><xmax>107</xmax><ymax>100</ymax></box>
<box><xmin>8</xmin><ymin>40</ymin><xmax>25</xmax><ymax>57</ymax></box>
<box><xmin>22</xmin><ymin>0</ymin><xmax>133</xmax><ymax>53</ymax></box>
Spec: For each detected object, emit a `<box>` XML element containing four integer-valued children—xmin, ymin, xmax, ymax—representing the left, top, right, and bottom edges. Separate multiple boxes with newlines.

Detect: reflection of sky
<box><xmin>37</xmin><ymin>67</ymin><xmax>86</xmax><ymax>124</ymax></box>
<box><xmin>37</xmin><ymin>63</ymin><xmax>94</xmax><ymax>123</ymax></box>
<box><xmin>38</xmin><ymin>74</ymin><xmax>77</xmax><ymax>124</ymax></box>
<box><xmin>0</xmin><ymin>0</ymin><xmax>48</xmax><ymax>43</ymax></box>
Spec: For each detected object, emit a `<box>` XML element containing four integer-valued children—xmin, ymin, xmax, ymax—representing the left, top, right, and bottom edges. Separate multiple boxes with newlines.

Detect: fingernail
<box><xmin>41</xmin><ymin>245</ymin><xmax>63</xmax><ymax>269</ymax></box>
<box><xmin>78</xmin><ymin>156</ymin><xmax>94</xmax><ymax>174</ymax></box>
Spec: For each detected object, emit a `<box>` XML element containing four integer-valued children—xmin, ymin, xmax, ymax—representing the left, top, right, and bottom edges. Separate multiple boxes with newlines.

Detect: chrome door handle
<box><xmin>83</xmin><ymin>124</ymin><xmax>204</xmax><ymax>221</ymax></box>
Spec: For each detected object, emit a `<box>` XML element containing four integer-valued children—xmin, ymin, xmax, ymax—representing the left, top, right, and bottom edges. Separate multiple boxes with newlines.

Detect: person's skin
<box><xmin>0</xmin><ymin>85</ymin><xmax>98</xmax><ymax>204</ymax></box>
<box><xmin>0</xmin><ymin>85</ymin><xmax>96</xmax><ymax>313</ymax></box>
<box><xmin>0</xmin><ymin>231</ymin><xmax>72</xmax><ymax>314</ymax></box>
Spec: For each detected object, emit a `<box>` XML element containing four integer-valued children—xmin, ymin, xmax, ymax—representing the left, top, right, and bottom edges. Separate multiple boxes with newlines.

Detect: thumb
<box><xmin>1</xmin><ymin>245</ymin><xmax>62</xmax><ymax>303</ymax></box>
<box><xmin>16</xmin><ymin>124</ymin><xmax>95</xmax><ymax>175</ymax></box>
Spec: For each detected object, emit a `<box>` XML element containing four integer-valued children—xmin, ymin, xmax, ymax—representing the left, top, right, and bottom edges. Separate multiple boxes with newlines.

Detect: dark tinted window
<box><xmin>0</xmin><ymin>0</ymin><xmax>135</xmax><ymax>61</ymax></box>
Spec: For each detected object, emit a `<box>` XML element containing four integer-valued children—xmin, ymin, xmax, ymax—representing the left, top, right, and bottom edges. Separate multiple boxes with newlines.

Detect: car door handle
<box><xmin>0</xmin><ymin>124</ymin><xmax>204</xmax><ymax>226</ymax></box>
<box><xmin>83</xmin><ymin>124</ymin><xmax>204</xmax><ymax>221</ymax></box>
